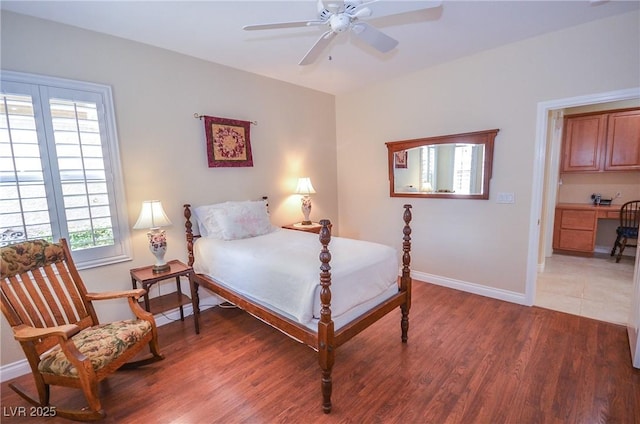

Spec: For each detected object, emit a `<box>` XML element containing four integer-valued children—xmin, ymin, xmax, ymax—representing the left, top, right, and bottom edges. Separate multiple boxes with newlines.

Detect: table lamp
<box><xmin>133</xmin><ymin>200</ymin><xmax>172</xmax><ymax>273</ymax></box>
<box><xmin>295</xmin><ymin>177</ymin><xmax>316</xmax><ymax>225</ymax></box>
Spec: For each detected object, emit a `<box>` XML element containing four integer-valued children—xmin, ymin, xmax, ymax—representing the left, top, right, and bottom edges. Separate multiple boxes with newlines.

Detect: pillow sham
<box><xmin>213</xmin><ymin>201</ymin><xmax>274</xmax><ymax>240</ymax></box>
<box><xmin>193</xmin><ymin>200</ymin><xmax>272</xmax><ymax>240</ymax></box>
<box><xmin>192</xmin><ymin>203</ymin><xmax>226</xmax><ymax>238</ymax></box>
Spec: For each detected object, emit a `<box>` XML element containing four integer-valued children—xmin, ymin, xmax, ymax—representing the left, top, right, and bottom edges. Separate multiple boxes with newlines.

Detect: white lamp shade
<box><xmin>295</xmin><ymin>177</ymin><xmax>316</xmax><ymax>195</ymax></box>
<box><xmin>133</xmin><ymin>200</ymin><xmax>172</xmax><ymax>229</ymax></box>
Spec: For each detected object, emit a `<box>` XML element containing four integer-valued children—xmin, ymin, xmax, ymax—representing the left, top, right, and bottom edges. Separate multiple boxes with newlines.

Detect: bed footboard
<box><xmin>317</xmin><ymin>219</ymin><xmax>334</xmax><ymax>414</ymax></box>
<box><xmin>316</xmin><ymin>205</ymin><xmax>412</xmax><ymax>414</ymax></box>
<box><xmin>401</xmin><ymin>204</ymin><xmax>412</xmax><ymax>342</ymax></box>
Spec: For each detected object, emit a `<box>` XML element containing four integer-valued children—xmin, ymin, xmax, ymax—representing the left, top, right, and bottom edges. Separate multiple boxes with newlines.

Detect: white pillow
<box><xmin>213</xmin><ymin>201</ymin><xmax>273</xmax><ymax>240</ymax></box>
<box><xmin>193</xmin><ymin>200</ymin><xmax>272</xmax><ymax>240</ymax></box>
<box><xmin>192</xmin><ymin>203</ymin><xmax>227</xmax><ymax>238</ymax></box>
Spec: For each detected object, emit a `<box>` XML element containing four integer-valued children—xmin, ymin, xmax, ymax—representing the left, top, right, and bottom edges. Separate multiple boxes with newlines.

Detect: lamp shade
<box><xmin>295</xmin><ymin>177</ymin><xmax>316</xmax><ymax>195</ymax></box>
<box><xmin>133</xmin><ymin>200</ymin><xmax>172</xmax><ymax>229</ymax></box>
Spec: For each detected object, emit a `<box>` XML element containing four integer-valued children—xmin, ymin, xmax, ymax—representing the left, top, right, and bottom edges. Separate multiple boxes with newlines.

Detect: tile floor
<box><xmin>535</xmin><ymin>252</ymin><xmax>635</xmax><ymax>325</ymax></box>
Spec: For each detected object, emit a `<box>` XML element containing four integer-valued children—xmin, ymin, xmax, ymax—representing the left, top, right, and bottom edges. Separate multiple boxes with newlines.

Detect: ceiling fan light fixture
<box><xmin>329</xmin><ymin>14</ymin><xmax>351</xmax><ymax>32</ymax></box>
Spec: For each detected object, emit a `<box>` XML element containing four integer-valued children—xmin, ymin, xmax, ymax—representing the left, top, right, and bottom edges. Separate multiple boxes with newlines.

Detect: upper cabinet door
<box><xmin>561</xmin><ymin>114</ymin><xmax>607</xmax><ymax>172</ymax></box>
<box><xmin>605</xmin><ymin>109</ymin><xmax>640</xmax><ymax>171</ymax></box>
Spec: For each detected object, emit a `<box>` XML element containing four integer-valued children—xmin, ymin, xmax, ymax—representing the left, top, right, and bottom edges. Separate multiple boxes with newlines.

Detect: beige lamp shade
<box><xmin>133</xmin><ymin>200</ymin><xmax>172</xmax><ymax>229</ymax></box>
<box><xmin>295</xmin><ymin>177</ymin><xmax>316</xmax><ymax>195</ymax></box>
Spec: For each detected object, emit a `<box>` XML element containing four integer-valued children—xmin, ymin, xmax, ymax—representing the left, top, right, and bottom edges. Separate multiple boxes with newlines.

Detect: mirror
<box><xmin>386</xmin><ymin>129</ymin><xmax>498</xmax><ymax>200</ymax></box>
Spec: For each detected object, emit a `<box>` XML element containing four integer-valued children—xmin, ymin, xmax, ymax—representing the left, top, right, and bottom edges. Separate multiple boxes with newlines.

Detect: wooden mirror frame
<box><xmin>386</xmin><ymin>129</ymin><xmax>499</xmax><ymax>200</ymax></box>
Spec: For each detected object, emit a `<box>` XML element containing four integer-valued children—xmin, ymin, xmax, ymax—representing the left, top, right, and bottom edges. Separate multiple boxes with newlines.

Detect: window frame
<box><xmin>1</xmin><ymin>70</ymin><xmax>132</xmax><ymax>269</ymax></box>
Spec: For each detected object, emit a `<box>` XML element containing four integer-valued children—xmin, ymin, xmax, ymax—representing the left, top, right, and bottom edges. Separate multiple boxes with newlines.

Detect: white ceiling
<box><xmin>2</xmin><ymin>1</ymin><xmax>639</xmax><ymax>95</ymax></box>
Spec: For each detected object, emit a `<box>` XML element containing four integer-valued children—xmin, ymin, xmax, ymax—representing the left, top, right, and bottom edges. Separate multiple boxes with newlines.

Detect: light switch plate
<box><xmin>497</xmin><ymin>192</ymin><xmax>515</xmax><ymax>204</ymax></box>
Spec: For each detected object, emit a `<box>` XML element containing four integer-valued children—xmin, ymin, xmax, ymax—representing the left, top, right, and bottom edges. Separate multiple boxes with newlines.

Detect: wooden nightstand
<box><xmin>130</xmin><ymin>259</ymin><xmax>199</xmax><ymax>333</ymax></box>
<box><xmin>282</xmin><ymin>222</ymin><xmax>330</xmax><ymax>234</ymax></box>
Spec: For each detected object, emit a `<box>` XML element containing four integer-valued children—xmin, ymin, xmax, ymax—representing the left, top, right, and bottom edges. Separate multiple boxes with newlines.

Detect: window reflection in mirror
<box><xmin>386</xmin><ymin>129</ymin><xmax>498</xmax><ymax>200</ymax></box>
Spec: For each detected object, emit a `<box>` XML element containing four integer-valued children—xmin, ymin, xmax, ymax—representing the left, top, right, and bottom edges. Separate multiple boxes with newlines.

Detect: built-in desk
<box><xmin>553</xmin><ymin>203</ymin><xmax>620</xmax><ymax>255</ymax></box>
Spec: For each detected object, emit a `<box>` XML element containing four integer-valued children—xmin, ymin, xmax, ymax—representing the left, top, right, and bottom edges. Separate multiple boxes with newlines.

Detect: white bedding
<box><xmin>193</xmin><ymin>228</ymin><xmax>399</xmax><ymax>327</ymax></box>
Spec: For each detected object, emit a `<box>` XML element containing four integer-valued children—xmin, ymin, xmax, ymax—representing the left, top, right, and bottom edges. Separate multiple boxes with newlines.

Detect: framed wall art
<box><xmin>203</xmin><ymin>115</ymin><xmax>253</xmax><ymax>167</ymax></box>
<box><xmin>394</xmin><ymin>150</ymin><xmax>408</xmax><ymax>168</ymax></box>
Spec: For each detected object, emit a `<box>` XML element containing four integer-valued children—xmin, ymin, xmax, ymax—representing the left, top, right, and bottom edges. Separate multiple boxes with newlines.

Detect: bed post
<box><xmin>317</xmin><ymin>219</ymin><xmax>335</xmax><ymax>414</ymax></box>
<box><xmin>401</xmin><ymin>204</ymin><xmax>412</xmax><ymax>343</ymax></box>
<box><xmin>184</xmin><ymin>204</ymin><xmax>195</xmax><ymax>267</ymax></box>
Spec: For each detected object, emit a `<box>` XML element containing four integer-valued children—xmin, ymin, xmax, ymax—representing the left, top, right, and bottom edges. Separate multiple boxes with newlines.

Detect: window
<box><xmin>0</xmin><ymin>71</ymin><xmax>131</xmax><ymax>269</ymax></box>
<box><xmin>453</xmin><ymin>144</ymin><xmax>473</xmax><ymax>195</ymax></box>
<box><xmin>420</xmin><ymin>145</ymin><xmax>437</xmax><ymax>192</ymax></box>
<box><xmin>419</xmin><ymin>144</ymin><xmax>483</xmax><ymax>194</ymax></box>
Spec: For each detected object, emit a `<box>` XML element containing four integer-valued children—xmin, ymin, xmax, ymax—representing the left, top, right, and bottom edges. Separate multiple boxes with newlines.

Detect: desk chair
<box><xmin>611</xmin><ymin>200</ymin><xmax>640</xmax><ymax>263</ymax></box>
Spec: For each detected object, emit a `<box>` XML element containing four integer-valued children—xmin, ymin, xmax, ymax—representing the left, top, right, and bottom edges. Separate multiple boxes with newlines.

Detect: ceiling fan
<box><xmin>243</xmin><ymin>0</ymin><xmax>443</xmax><ymax>66</ymax></box>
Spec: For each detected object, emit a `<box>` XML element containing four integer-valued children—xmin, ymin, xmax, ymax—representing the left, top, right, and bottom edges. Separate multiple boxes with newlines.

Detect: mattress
<box><xmin>193</xmin><ymin>228</ymin><xmax>399</xmax><ymax>328</ymax></box>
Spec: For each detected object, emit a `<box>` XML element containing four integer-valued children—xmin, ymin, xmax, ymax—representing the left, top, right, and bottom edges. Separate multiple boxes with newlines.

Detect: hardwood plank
<box><xmin>2</xmin><ymin>281</ymin><xmax>639</xmax><ymax>423</ymax></box>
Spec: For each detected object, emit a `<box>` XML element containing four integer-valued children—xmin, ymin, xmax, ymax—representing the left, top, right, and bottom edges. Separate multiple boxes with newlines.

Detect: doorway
<box><xmin>527</xmin><ymin>88</ymin><xmax>640</xmax><ymax>366</ymax></box>
<box><xmin>533</xmin><ymin>97</ymin><xmax>639</xmax><ymax>325</ymax></box>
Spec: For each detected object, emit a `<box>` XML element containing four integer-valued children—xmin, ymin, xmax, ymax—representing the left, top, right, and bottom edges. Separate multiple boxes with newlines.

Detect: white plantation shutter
<box><xmin>0</xmin><ymin>72</ymin><xmax>131</xmax><ymax>268</ymax></box>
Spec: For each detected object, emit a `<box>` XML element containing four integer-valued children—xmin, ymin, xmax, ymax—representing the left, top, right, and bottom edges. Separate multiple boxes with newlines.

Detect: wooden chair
<box><xmin>1</xmin><ymin>239</ymin><xmax>164</xmax><ymax>421</ymax></box>
<box><xmin>611</xmin><ymin>200</ymin><xmax>640</xmax><ymax>263</ymax></box>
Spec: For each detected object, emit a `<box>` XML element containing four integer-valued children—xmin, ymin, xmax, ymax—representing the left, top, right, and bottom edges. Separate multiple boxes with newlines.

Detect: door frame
<box><xmin>526</xmin><ymin>87</ymin><xmax>640</xmax><ymax>367</ymax></box>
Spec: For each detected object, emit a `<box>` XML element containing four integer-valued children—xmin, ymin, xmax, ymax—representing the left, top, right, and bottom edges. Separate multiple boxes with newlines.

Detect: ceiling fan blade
<box><xmin>351</xmin><ymin>21</ymin><xmax>398</xmax><ymax>53</ymax></box>
<box><xmin>322</xmin><ymin>0</ymin><xmax>345</xmax><ymax>13</ymax></box>
<box><xmin>353</xmin><ymin>0</ymin><xmax>442</xmax><ymax>18</ymax></box>
<box><xmin>243</xmin><ymin>20</ymin><xmax>325</xmax><ymax>31</ymax></box>
<box><xmin>299</xmin><ymin>31</ymin><xmax>338</xmax><ymax>66</ymax></box>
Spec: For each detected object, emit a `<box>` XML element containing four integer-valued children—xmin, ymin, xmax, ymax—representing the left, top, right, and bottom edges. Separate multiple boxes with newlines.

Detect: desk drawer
<box><xmin>556</xmin><ymin>229</ymin><xmax>595</xmax><ymax>252</ymax></box>
<box><xmin>553</xmin><ymin>207</ymin><xmax>597</xmax><ymax>253</ymax></box>
<box><xmin>559</xmin><ymin>210</ymin><xmax>596</xmax><ymax>230</ymax></box>
<box><xmin>596</xmin><ymin>210</ymin><xmax>619</xmax><ymax>219</ymax></box>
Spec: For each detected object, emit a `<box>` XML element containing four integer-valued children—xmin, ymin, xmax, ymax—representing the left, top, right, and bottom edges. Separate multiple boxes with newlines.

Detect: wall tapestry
<box><xmin>203</xmin><ymin>115</ymin><xmax>253</xmax><ymax>167</ymax></box>
<box><xmin>394</xmin><ymin>150</ymin><xmax>408</xmax><ymax>168</ymax></box>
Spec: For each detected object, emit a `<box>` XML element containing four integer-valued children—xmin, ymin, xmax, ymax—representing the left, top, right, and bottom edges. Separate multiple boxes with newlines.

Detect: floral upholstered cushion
<box><xmin>38</xmin><ymin>319</ymin><xmax>152</xmax><ymax>378</ymax></box>
<box><xmin>1</xmin><ymin>240</ymin><xmax>65</xmax><ymax>278</ymax></box>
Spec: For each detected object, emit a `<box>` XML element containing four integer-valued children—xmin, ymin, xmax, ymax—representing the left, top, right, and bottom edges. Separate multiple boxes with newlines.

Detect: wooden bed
<box><xmin>183</xmin><ymin>203</ymin><xmax>413</xmax><ymax>413</ymax></box>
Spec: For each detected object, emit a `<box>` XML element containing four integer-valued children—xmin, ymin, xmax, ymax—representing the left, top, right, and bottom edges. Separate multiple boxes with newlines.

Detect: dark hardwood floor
<box><xmin>2</xmin><ymin>281</ymin><xmax>639</xmax><ymax>423</ymax></box>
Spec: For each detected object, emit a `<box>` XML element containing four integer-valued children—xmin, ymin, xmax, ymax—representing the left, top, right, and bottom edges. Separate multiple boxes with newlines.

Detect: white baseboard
<box><xmin>0</xmin><ymin>359</ymin><xmax>30</xmax><ymax>383</ymax></box>
<box><xmin>595</xmin><ymin>245</ymin><xmax>635</xmax><ymax>257</ymax></box>
<box><xmin>411</xmin><ymin>270</ymin><xmax>528</xmax><ymax>305</ymax></box>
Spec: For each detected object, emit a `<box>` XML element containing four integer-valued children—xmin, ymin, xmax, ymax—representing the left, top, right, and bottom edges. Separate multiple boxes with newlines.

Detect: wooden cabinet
<box><xmin>553</xmin><ymin>207</ymin><xmax>597</xmax><ymax>253</ymax></box>
<box><xmin>605</xmin><ymin>110</ymin><xmax>640</xmax><ymax>171</ymax></box>
<box><xmin>561</xmin><ymin>114</ymin><xmax>607</xmax><ymax>172</ymax></box>
<box><xmin>561</xmin><ymin>108</ymin><xmax>640</xmax><ymax>173</ymax></box>
<box><xmin>553</xmin><ymin>204</ymin><xmax>620</xmax><ymax>255</ymax></box>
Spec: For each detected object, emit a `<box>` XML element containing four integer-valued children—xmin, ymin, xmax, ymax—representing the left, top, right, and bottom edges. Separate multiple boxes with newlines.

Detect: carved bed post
<box><xmin>401</xmin><ymin>204</ymin><xmax>412</xmax><ymax>343</ymax></box>
<box><xmin>317</xmin><ymin>219</ymin><xmax>335</xmax><ymax>414</ymax></box>
<box><xmin>184</xmin><ymin>204</ymin><xmax>195</xmax><ymax>267</ymax></box>
<box><xmin>183</xmin><ymin>204</ymin><xmax>201</xmax><ymax>325</ymax></box>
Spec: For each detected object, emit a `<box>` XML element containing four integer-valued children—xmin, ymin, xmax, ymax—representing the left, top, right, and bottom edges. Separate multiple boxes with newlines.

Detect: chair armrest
<box><xmin>86</xmin><ymin>289</ymin><xmax>146</xmax><ymax>301</ymax></box>
<box><xmin>87</xmin><ymin>289</ymin><xmax>154</xmax><ymax>322</ymax></box>
<box><xmin>12</xmin><ymin>323</ymin><xmax>80</xmax><ymax>342</ymax></box>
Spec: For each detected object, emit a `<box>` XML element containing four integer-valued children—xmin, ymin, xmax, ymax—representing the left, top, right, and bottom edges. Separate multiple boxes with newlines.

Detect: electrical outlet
<box><xmin>615</xmin><ymin>192</ymin><xmax>621</xmax><ymax>198</ymax></box>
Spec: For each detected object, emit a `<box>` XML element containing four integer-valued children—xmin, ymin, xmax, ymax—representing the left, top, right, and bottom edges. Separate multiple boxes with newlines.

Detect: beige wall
<box><xmin>1</xmin><ymin>12</ymin><xmax>337</xmax><ymax>365</ymax></box>
<box><xmin>335</xmin><ymin>11</ymin><xmax>639</xmax><ymax>293</ymax></box>
<box><xmin>2</xmin><ymin>9</ymin><xmax>639</xmax><ymax>369</ymax></box>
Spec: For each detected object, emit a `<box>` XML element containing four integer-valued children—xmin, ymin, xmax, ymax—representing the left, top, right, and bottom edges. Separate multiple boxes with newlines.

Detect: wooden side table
<box><xmin>130</xmin><ymin>259</ymin><xmax>199</xmax><ymax>334</ymax></box>
<box><xmin>282</xmin><ymin>222</ymin><xmax>330</xmax><ymax>234</ymax></box>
